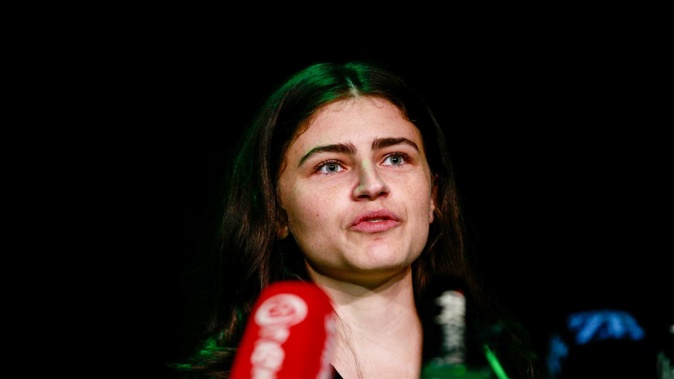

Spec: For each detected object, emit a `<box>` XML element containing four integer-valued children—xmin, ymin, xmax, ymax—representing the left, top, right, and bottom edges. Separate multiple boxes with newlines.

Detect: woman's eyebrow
<box><xmin>298</xmin><ymin>143</ymin><xmax>356</xmax><ymax>167</ymax></box>
<box><xmin>372</xmin><ymin>137</ymin><xmax>419</xmax><ymax>152</ymax></box>
<box><xmin>297</xmin><ymin>138</ymin><xmax>419</xmax><ymax>168</ymax></box>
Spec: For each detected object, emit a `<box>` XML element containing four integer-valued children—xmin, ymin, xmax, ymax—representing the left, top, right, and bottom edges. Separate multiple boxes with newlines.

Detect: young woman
<box><xmin>174</xmin><ymin>61</ymin><xmax>540</xmax><ymax>378</ymax></box>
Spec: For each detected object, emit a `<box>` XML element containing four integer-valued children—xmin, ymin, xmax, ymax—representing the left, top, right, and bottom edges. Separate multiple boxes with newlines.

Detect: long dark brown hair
<box><xmin>174</xmin><ymin>61</ymin><xmax>539</xmax><ymax>378</ymax></box>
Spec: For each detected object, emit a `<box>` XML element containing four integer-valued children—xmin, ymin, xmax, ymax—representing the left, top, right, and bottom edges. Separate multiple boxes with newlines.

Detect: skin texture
<box><xmin>277</xmin><ymin>96</ymin><xmax>435</xmax><ymax>289</ymax></box>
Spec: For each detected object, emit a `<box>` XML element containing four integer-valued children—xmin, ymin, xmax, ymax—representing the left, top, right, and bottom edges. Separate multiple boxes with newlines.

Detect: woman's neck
<box><xmin>311</xmin><ymin>268</ymin><xmax>423</xmax><ymax>379</ymax></box>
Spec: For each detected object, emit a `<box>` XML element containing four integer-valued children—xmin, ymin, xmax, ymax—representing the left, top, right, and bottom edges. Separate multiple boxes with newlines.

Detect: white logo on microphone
<box><xmin>250</xmin><ymin>294</ymin><xmax>308</xmax><ymax>378</ymax></box>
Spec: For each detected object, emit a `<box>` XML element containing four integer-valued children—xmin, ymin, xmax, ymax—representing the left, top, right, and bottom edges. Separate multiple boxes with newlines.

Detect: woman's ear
<box><xmin>429</xmin><ymin>174</ymin><xmax>438</xmax><ymax>224</ymax></box>
<box><xmin>276</xmin><ymin>208</ymin><xmax>290</xmax><ymax>239</ymax></box>
<box><xmin>429</xmin><ymin>200</ymin><xmax>436</xmax><ymax>224</ymax></box>
<box><xmin>277</xmin><ymin>224</ymin><xmax>289</xmax><ymax>239</ymax></box>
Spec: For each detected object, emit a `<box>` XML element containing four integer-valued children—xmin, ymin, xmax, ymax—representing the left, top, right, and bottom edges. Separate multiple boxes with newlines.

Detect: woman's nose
<box><xmin>352</xmin><ymin>161</ymin><xmax>390</xmax><ymax>200</ymax></box>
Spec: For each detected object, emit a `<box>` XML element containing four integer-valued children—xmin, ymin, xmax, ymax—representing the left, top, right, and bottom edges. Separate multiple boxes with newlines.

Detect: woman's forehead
<box><xmin>299</xmin><ymin>98</ymin><xmax>416</xmax><ymax>142</ymax></box>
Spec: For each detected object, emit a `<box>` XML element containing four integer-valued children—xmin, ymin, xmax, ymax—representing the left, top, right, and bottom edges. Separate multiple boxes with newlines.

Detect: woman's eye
<box><xmin>316</xmin><ymin>161</ymin><xmax>344</xmax><ymax>174</ymax></box>
<box><xmin>383</xmin><ymin>153</ymin><xmax>408</xmax><ymax>166</ymax></box>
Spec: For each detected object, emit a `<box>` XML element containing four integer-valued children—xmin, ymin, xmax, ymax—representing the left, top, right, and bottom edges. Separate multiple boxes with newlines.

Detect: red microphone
<box><xmin>230</xmin><ymin>281</ymin><xmax>337</xmax><ymax>379</ymax></box>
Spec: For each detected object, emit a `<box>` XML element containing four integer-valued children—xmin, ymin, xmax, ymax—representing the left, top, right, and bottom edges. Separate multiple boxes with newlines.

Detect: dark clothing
<box><xmin>332</xmin><ymin>365</ymin><xmax>343</xmax><ymax>379</ymax></box>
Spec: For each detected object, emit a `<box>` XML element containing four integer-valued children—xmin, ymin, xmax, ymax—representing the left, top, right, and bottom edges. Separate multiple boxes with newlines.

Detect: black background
<box><xmin>166</xmin><ymin>21</ymin><xmax>671</xmax><ymax>377</ymax></box>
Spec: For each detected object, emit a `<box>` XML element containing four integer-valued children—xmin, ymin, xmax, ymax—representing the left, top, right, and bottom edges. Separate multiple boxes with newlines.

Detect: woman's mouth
<box><xmin>350</xmin><ymin>210</ymin><xmax>401</xmax><ymax>233</ymax></box>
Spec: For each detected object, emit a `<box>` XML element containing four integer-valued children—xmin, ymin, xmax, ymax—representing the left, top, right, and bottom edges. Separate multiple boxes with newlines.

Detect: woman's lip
<box><xmin>350</xmin><ymin>219</ymin><xmax>401</xmax><ymax>233</ymax></box>
<box><xmin>350</xmin><ymin>209</ymin><xmax>401</xmax><ymax>233</ymax></box>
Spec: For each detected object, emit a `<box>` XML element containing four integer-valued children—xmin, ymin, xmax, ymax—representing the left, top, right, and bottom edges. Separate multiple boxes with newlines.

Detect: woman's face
<box><xmin>277</xmin><ymin>97</ymin><xmax>435</xmax><ymax>286</ymax></box>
